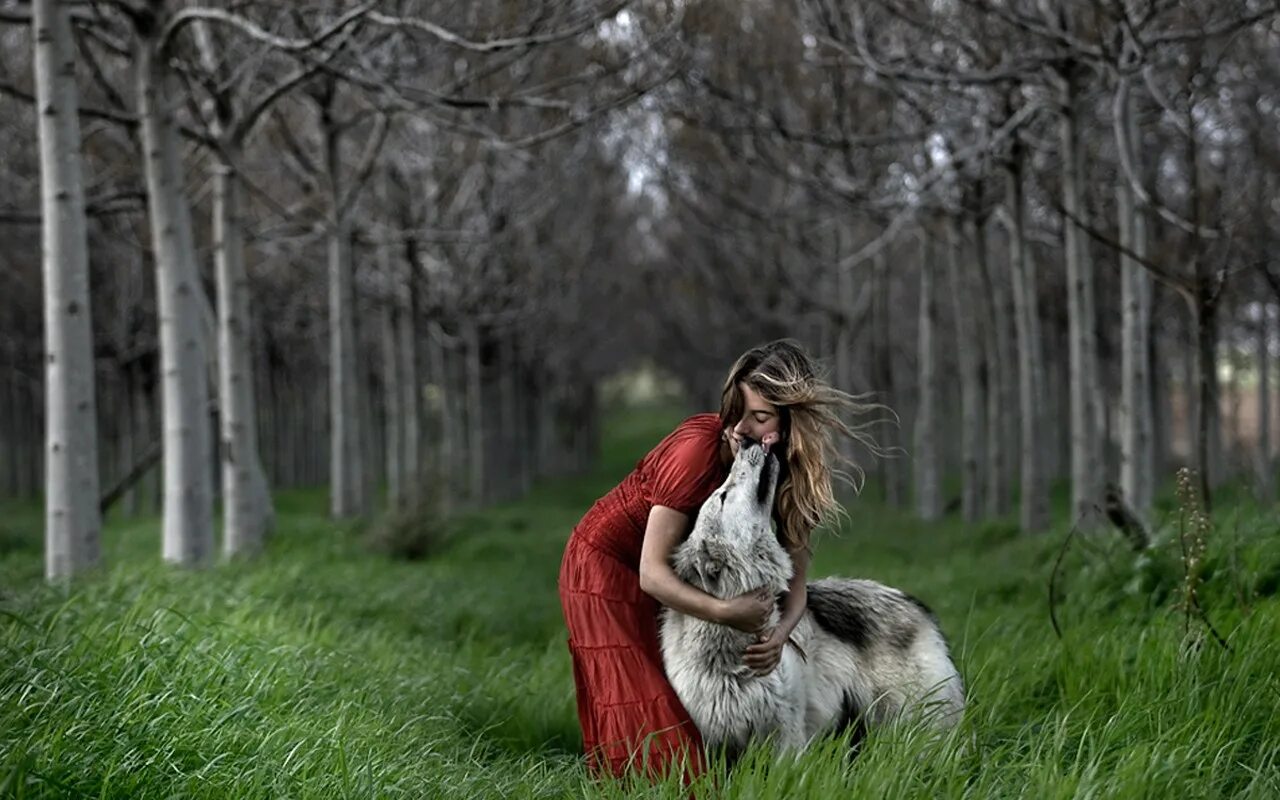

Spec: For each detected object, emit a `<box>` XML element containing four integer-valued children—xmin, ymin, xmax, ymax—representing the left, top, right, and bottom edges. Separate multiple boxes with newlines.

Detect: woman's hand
<box><xmin>717</xmin><ymin>587</ymin><xmax>774</xmax><ymax>633</ymax></box>
<box><xmin>744</xmin><ymin>627</ymin><xmax>786</xmax><ymax>676</ymax></box>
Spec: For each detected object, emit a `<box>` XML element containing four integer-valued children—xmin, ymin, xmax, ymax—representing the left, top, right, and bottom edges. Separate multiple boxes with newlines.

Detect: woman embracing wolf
<box><xmin>558</xmin><ymin>339</ymin><xmax>893</xmax><ymax>782</ymax></box>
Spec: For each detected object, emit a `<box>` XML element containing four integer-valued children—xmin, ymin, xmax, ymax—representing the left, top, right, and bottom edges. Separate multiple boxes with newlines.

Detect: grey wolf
<box><xmin>659</xmin><ymin>439</ymin><xmax>965</xmax><ymax>758</ymax></box>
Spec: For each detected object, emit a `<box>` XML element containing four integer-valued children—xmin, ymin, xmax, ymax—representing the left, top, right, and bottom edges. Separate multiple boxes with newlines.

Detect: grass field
<box><xmin>2</xmin><ymin>405</ymin><xmax>1279</xmax><ymax>798</ymax></box>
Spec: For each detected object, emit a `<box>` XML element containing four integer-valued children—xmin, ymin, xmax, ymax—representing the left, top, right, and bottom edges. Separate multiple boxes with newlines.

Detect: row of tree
<box><xmin>631</xmin><ymin>0</ymin><xmax>1278</xmax><ymax>532</ymax></box>
<box><xmin>2</xmin><ymin>1</ymin><xmax>1277</xmax><ymax>582</ymax></box>
<box><xmin>4</xmin><ymin>0</ymin><xmax>651</xmax><ymax>579</ymax></box>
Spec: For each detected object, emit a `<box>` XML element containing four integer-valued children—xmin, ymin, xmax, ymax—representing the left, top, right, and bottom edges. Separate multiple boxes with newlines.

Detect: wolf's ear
<box><xmin>757</xmin><ymin>452</ymin><xmax>777</xmax><ymax>505</ymax></box>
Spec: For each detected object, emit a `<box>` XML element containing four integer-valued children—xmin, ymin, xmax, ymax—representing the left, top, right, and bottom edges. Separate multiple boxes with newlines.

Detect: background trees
<box><xmin>1</xmin><ymin>0</ymin><xmax>1276</xmax><ymax>578</ymax></box>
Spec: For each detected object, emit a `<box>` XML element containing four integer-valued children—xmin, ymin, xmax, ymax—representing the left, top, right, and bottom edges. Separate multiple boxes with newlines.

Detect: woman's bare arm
<box><xmin>776</xmin><ymin>543</ymin><xmax>810</xmax><ymax>636</ymax></box>
<box><xmin>638</xmin><ymin>505</ymin><xmax>772</xmax><ymax>630</ymax></box>
<box><xmin>743</xmin><ymin>542</ymin><xmax>810</xmax><ymax>675</ymax></box>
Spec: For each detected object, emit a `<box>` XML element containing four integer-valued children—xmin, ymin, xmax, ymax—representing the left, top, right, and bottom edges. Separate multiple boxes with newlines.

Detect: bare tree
<box><xmin>33</xmin><ymin>0</ymin><xmax>102</xmax><ymax>579</ymax></box>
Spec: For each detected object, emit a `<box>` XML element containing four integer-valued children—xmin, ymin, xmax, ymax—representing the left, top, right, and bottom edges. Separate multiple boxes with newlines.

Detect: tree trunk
<box><xmin>213</xmin><ymin>163</ymin><xmax>272</xmax><ymax>556</ymax></box>
<box><xmin>1258</xmin><ymin>303</ymin><xmax>1274</xmax><ymax>503</ymax></box>
<box><xmin>1005</xmin><ymin>143</ymin><xmax>1049</xmax><ymax>532</ymax></box>
<box><xmin>1150</xmin><ymin>287</ymin><xmax>1170</xmax><ymax>485</ymax></box>
<box><xmin>1116</xmin><ymin>87</ymin><xmax>1154</xmax><ymax>522</ymax></box>
<box><xmin>874</xmin><ymin>252</ymin><xmax>908</xmax><ymax>507</ymax></box>
<box><xmin>328</xmin><ymin>220</ymin><xmax>364</xmax><ymax>517</ymax></box>
<box><xmin>1192</xmin><ymin>290</ymin><xmax>1219</xmax><ymax>513</ymax></box>
<box><xmin>381</xmin><ymin>295</ymin><xmax>404</xmax><ymax>511</ymax></box>
<box><xmin>915</xmin><ymin>232</ymin><xmax>942</xmax><ymax>520</ymax></box>
<box><xmin>429</xmin><ymin>324</ymin><xmax>457</xmax><ymax>515</ymax></box>
<box><xmin>1060</xmin><ymin>71</ymin><xmax>1102</xmax><ymax>526</ymax></box>
<box><xmin>946</xmin><ymin>218</ymin><xmax>983</xmax><ymax>522</ymax></box>
<box><xmin>972</xmin><ymin>216</ymin><xmax>1011</xmax><ymax>517</ymax></box>
<box><xmin>398</xmin><ymin>265</ymin><xmax>420</xmax><ymax>507</ymax></box>
<box><xmin>137</xmin><ymin>25</ymin><xmax>214</xmax><ymax>566</ymax></box>
<box><xmin>466</xmin><ymin>322</ymin><xmax>485</xmax><ymax>506</ymax></box>
<box><xmin>34</xmin><ymin>0</ymin><xmax>102</xmax><ymax>579</ymax></box>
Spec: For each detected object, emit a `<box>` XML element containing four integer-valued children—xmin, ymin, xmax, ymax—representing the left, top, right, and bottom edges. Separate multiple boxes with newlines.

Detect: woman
<box><xmin>558</xmin><ymin>339</ymin><xmax>876</xmax><ymax>781</ymax></box>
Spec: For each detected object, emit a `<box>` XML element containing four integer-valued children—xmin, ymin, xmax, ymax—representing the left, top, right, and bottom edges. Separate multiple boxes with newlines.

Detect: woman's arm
<box><xmin>743</xmin><ymin>542</ymin><xmax>810</xmax><ymax>675</ymax></box>
<box><xmin>639</xmin><ymin>505</ymin><xmax>773</xmax><ymax>631</ymax></box>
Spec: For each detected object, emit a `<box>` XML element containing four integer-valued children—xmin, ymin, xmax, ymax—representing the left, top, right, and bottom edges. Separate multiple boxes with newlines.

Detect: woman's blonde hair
<box><xmin>719</xmin><ymin>339</ymin><xmax>885</xmax><ymax>552</ymax></box>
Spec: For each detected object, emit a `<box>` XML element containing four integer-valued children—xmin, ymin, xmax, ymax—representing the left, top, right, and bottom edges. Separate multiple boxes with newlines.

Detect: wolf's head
<box><xmin>674</xmin><ymin>438</ymin><xmax>786</xmax><ymax>597</ymax></box>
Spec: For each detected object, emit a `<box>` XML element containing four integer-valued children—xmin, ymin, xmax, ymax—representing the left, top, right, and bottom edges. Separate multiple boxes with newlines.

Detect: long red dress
<box><xmin>558</xmin><ymin>413</ymin><xmax>729</xmax><ymax>780</ymax></box>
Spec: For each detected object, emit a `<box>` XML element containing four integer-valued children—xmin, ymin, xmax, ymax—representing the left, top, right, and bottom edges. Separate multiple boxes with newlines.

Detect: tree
<box><xmin>33</xmin><ymin>0</ymin><xmax>102</xmax><ymax>579</ymax></box>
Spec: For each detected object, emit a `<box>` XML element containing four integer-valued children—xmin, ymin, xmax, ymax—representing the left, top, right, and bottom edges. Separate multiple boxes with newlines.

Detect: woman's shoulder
<box><xmin>671</xmin><ymin>412</ymin><xmax>722</xmax><ymax>438</ymax></box>
<box><xmin>641</xmin><ymin>413</ymin><xmax>722</xmax><ymax>470</ymax></box>
<box><xmin>637</xmin><ymin>413</ymin><xmax>726</xmax><ymax>513</ymax></box>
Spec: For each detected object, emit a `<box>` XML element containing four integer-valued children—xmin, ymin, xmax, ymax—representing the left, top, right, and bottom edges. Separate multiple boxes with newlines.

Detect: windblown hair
<box><xmin>719</xmin><ymin>339</ymin><xmax>886</xmax><ymax>552</ymax></box>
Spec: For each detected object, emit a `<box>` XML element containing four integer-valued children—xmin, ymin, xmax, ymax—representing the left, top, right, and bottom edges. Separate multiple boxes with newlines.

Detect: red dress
<box><xmin>558</xmin><ymin>413</ymin><xmax>729</xmax><ymax>780</ymax></box>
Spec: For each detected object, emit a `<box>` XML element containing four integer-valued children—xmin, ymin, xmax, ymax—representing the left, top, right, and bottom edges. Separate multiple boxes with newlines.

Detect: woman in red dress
<box><xmin>558</xmin><ymin>339</ymin><xmax>876</xmax><ymax>781</ymax></box>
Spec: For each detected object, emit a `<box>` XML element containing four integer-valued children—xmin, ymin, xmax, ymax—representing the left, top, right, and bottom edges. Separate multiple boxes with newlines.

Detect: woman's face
<box><xmin>725</xmin><ymin>382</ymin><xmax>782</xmax><ymax>457</ymax></box>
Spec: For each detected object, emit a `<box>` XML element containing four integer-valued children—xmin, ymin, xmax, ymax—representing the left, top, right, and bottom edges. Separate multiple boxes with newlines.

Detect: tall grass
<box><xmin>2</xmin><ymin>405</ymin><xmax>1278</xmax><ymax>798</ymax></box>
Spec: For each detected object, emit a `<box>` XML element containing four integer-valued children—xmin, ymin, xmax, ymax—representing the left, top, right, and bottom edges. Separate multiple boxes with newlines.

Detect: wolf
<box><xmin>659</xmin><ymin>439</ymin><xmax>965</xmax><ymax>759</ymax></box>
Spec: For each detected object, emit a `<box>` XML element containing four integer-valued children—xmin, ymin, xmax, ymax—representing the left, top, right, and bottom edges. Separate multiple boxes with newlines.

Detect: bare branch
<box><xmin>159</xmin><ymin>2</ymin><xmax>374</xmax><ymax>56</ymax></box>
<box><xmin>365</xmin><ymin>2</ymin><xmax>629</xmax><ymax>53</ymax></box>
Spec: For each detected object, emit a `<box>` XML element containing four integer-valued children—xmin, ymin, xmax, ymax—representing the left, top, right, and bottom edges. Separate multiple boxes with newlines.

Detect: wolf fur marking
<box><xmin>659</xmin><ymin>440</ymin><xmax>965</xmax><ymax>757</ymax></box>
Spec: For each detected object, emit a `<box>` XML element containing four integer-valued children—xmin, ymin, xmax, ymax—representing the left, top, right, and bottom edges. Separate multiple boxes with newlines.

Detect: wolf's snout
<box><xmin>738</xmin><ymin>438</ymin><xmax>764</xmax><ymax>466</ymax></box>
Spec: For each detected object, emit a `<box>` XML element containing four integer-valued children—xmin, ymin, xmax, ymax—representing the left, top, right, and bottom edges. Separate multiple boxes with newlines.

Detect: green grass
<box><xmin>2</xmin><ymin>405</ymin><xmax>1279</xmax><ymax>798</ymax></box>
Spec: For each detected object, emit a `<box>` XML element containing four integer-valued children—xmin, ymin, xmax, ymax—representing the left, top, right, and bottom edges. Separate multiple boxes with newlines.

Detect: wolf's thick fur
<box><xmin>659</xmin><ymin>441</ymin><xmax>964</xmax><ymax>757</ymax></box>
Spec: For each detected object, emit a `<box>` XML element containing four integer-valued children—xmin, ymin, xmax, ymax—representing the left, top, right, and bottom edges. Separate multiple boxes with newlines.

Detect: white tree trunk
<box><xmin>328</xmin><ymin>220</ymin><xmax>365</xmax><ymax>517</ymax></box>
<box><xmin>429</xmin><ymin>324</ymin><xmax>456</xmax><ymax>515</ymax></box>
<box><xmin>213</xmin><ymin>164</ymin><xmax>272</xmax><ymax>556</ymax></box>
<box><xmin>1005</xmin><ymin>147</ymin><xmax>1049</xmax><ymax>532</ymax></box>
<box><xmin>973</xmin><ymin>217</ymin><xmax>1011</xmax><ymax>517</ymax></box>
<box><xmin>1060</xmin><ymin>74</ymin><xmax>1102</xmax><ymax>526</ymax></box>
<box><xmin>946</xmin><ymin>219</ymin><xmax>983</xmax><ymax>522</ymax></box>
<box><xmin>34</xmin><ymin>0</ymin><xmax>102</xmax><ymax>579</ymax></box>
<box><xmin>1117</xmin><ymin>88</ymin><xmax>1154</xmax><ymax>521</ymax></box>
<box><xmin>381</xmin><ymin>293</ymin><xmax>404</xmax><ymax>511</ymax></box>
<box><xmin>915</xmin><ymin>233</ymin><xmax>942</xmax><ymax>520</ymax></box>
<box><xmin>398</xmin><ymin>278</ymin><xmax>420</xmax><ymax>506</ymax></box>
<box><xmin>137</xmin><ymin>31</ymin><xmax>214</xmax><ymax>567</ymax></box>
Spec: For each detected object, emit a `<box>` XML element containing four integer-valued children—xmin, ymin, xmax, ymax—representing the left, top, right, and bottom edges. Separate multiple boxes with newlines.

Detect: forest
<box><xmin>2</xmin><ymin>1</ymin><xmax>1279</xmax><ymax>797</ymax></box>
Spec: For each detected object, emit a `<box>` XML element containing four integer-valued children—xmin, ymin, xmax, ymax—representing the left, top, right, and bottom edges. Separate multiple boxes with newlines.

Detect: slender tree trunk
<box><xmin>1005</xmin><ymin>143</ymin><xmax>1049</xmax><ymax>532</ymax></box>
<box><xmin>915</xmin><ymin>232</ymin><xmax>942</xmax><ymax>520</ymax></box>
<box><xmin>868</xmin><ymin>250</ymin><xmax>902</xmax><ymax>505</ymax></box>
<box><xmin>319</xmin><ymin>95</ymin><xmax>367</xmax><ymax>518</ymax></box>
<box><xmin>973</xmin><ymin>216</ymin><xmax>1011</xmax><ymax>517</ymax></box>
<box><xmin>398</xmin><ymin>265</ymin><xmax>420</xmax><ymax>507</ymax></box>
<box><xmin>429</xmin><ymin>325</ymin><xmax>456</xmax><ymax>515</ymax></box>
<box><xmin>1192</xmin><ymin>291</ymin><xmax>1219</xmax><ymax>513</ymax></box>
<box><xmin>1060</xmin><ymin>71</ymin><xmax>1102</xmax><ymax>525</ymax></box>
<box><xmin>466</xmin><ymin>322</ymin><xmax>484</xmax><ymax>506</ymax></box>
<box><xmin>835</xmin><ymin>245</ymin><xmax>858</xmax><ymax>474</ymax></box>
<box><xmin>123</xmin><ymin>366</ymin><xmax>141</xmax><ymax>516</ymax></box>
<box><xmin>34</xmin><ymin>0</ymin><xmax>102</xmax><ymax>579</ymax></box>
<box><xmin>1117</xmin><ymin>87</ymin><xmax>1154</xmax><ymax>522</ymax></box>
<box><xmin>213</xmin><ymin>163</ymin><xmax>272</xmax><ymax>556</ymax></box>
<box><xmin>137</xmin><ymin>25</ymin><xmax>213</xmax><ymax>566</ymax></box>
<box><xmin>1151</xmin><ymin>316</ymin><xmax>1170</xmax><ymax>482</ymax></box>
<box><xmin>498</xmin><ymin>334</ymin><xmax>518</xmax><ymax>501</ymax></box>
<box><xmin>328</xmin><ymin>220</ymin><xmax>363</xmax><ymax>517</ymax></box>
<box><xmin>946</xmin><ymin>219</ymin><xmax>983</xmax><ymax>522</ymax></box>
<box><xmin>1258</xmin><ymin>304</ymin><xmax>1274</xmax><ymax>503</ymax></box>
<box><xmin>381</xmin><ymin>295</ymin><xmax>404</xmax><ymax>511</ymax></box>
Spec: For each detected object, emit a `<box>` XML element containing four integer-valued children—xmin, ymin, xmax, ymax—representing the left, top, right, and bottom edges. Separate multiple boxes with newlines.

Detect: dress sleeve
<box><xmin>642</xmin><ymin>417</ymin><xmax>724</xmax><ymax>515</ymax></box>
